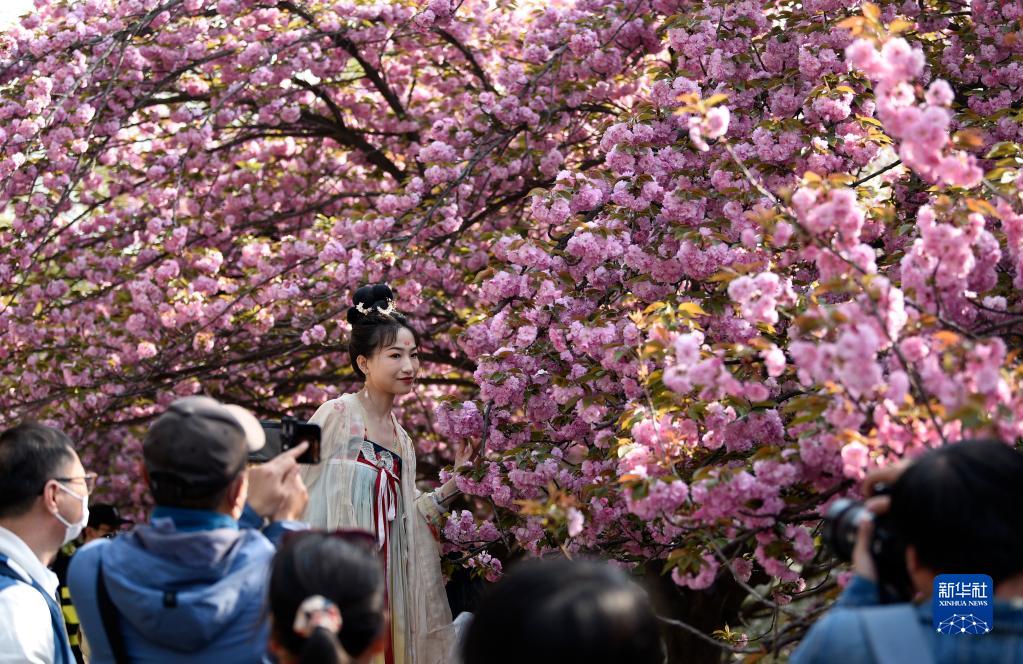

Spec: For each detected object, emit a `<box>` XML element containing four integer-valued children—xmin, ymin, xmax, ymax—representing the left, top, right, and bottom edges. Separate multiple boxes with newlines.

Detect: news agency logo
<box><xmin>933</xmin><ymin>574</ymin><xmax>994</xmax><ymax>635</ymax></box>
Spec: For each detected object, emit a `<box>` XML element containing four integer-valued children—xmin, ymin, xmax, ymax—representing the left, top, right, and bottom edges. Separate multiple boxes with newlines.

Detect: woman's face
<box><xmin>359</xmin><ymin>327</ymin><xmax>420</xmax><ymax>395</ymax></box>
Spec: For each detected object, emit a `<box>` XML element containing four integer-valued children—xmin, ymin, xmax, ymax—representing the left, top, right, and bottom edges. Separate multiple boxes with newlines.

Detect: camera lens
<box><xmin>822</xmin><ymin>498</ymin><xmax>867</xmax><ymax>562</ymax></box>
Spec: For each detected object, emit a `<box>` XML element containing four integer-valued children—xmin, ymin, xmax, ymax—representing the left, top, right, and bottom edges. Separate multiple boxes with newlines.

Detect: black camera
<box><xmin>248</xmin><ymin>416</ymin><xmax>321</xmax><ymax>465</ymax></box>
<box><xmin>822</xmin><ymin>488</ymin><xmax>913</xmax><ymax>603</ymax></box>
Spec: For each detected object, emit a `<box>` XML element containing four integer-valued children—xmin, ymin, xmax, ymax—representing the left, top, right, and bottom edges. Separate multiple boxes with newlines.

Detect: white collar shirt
<box><xmin>0</xmin><ymin>525</ymin><xmax>60</xmax><ymax>663</ymax></box>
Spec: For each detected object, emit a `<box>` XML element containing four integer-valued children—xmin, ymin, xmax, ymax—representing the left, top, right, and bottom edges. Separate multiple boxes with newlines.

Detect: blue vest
<box><xmin>0</xmin><ymin>553</ymin><xmax>74</xmax><ymax>664</ymax></box>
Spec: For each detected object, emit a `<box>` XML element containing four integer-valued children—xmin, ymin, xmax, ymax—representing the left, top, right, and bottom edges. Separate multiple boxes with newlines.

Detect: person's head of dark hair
<box><xmin>143</xmin><ymin>396</ymin><xmax>262</xmax><ymax>512</ymax></box>
<box><xmin>269</xmin><ymin>530</ymin><xmax>387</xmax><ymax>664</ymax></box>
<box><xmin>0</xmin><ymin>423</ymin><xmax>76</xmax><ymax>519</ymax></box>
<box><xmin>347</xmin><ymin>283</ymin><xmax>419</xmax><ymax>381</ymax></box>
<box><xmin>462</xmin><ymin>558</ymin><xmax>664</xmax><ymax>664</ymax></box>
<box><xmin>890</xmin><ymin>438</ymin><xmax>1023</xmax><ymax>585</ymax></box>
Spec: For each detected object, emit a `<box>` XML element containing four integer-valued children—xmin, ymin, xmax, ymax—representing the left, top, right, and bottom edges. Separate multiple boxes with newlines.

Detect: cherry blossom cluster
<box><xmin>846</xmin><ymin>37</ymin><xmax>983</xmax><ymax>187</ymax></box>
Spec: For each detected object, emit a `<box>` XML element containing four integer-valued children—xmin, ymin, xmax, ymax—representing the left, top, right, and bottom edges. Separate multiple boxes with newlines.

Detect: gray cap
<box><xmin>143</xmin><ymin>396</ymin><xmax>265</xmax><ymax>500</ymax></box>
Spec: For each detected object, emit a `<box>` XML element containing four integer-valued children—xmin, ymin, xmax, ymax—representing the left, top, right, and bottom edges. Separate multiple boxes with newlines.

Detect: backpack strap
<box><xmin>95</xmin><ymin>556</ymin><xmax>130</xmax><ymax>664</ymax></box>
<box><xmin>859</xmin><ymin>604</ymin><xmax>936</xmax><ymax>664</ymax></box>
<box><xmin>0</xmin><ymin>554</ymin><xmax>74</xmax><ymax>664</ymax></box>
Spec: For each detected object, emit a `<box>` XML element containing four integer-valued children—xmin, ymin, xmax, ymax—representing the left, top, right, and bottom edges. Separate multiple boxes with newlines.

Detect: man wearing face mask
<box><xmin>0</xmin><ymin>422</ymin><xmax>90</xmax><ymax>664</ymax></box>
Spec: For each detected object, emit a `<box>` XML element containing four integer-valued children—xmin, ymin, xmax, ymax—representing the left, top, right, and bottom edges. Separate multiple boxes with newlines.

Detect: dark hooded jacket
<box><xmin>67</xmin><ymin>509</ymin><xmax>299</xmax><ymax>663</ymax></box>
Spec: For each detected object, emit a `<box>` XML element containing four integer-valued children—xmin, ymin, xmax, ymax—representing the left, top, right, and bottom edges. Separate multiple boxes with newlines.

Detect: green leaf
<box><xmin>985</xmin><ymin>142</ymin><xmax>1021</xmax><ymax>160</ymax></box>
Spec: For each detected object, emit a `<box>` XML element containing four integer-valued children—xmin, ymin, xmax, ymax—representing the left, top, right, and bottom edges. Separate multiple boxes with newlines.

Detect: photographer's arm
<box><xmin>830</xmin><ymin>462</ymin><xmax>906</xmax><ymax>608</ymax></box>
<box><xmin>833</xmin><ymin>496</ymin><xmax>889</xmax><ymax>607</ymax></box>
<box><xmin>241</xmin><ymin>443</ymin><xmax>310</xmax><ymax>546</ymax></box>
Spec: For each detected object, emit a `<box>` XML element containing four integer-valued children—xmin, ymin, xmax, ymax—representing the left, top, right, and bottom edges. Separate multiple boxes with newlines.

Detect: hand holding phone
<box><xmin>279</xmin><ymin>417</ymin><xmax>321</xmax><ymax>464</ymax></box>
<box><xmin>247</xmin><ymin>442</ymin><xmax>310</xmax><ymax>520</ymax></box>
<box><xmin>249</xmin><ymin>417</ymin><xmax>322</xmax><ymax>464</ymax></box>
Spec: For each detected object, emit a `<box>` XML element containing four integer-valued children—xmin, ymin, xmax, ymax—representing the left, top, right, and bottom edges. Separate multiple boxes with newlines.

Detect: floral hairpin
<box><xmin>293</xmin><ymin>595</ymin><xmax>342</xmax><ymax>637</ymax></box>
<box><xmin>355</xmin><ymin>299</ymin><xmax>396</xmax><ymax>316</ymax></box>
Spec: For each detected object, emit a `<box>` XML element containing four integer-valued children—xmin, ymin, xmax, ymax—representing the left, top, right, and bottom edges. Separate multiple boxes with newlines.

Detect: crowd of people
<box><xmin>0</xmin><ymin>405</ymin><xmax>668</xmax><ymax>664</ymax></box>
<box><xmin>0</xmin><ymin>283</ymin><xmax>1021</xmax><ymax>664</ymax></box>
<box><xmin>0</xmin><ymin>284</ymin><xmax>671</xmax><ymax>664</ymax></box>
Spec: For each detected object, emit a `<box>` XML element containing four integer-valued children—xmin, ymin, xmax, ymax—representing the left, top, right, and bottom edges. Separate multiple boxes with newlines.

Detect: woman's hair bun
<box><xmin>347</xmin><ymin>283</ymin><xmax>396</xmax><ymax>324</ymax></box>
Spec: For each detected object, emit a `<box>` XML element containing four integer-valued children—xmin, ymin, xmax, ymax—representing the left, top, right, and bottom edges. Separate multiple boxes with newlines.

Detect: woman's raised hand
<box><xmin>454</xmin><ymin>437</ymin><xmax>482</xmax><ymax>468</ymax></box>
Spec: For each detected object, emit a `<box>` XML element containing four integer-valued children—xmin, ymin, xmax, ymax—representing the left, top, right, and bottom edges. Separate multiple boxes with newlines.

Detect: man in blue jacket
<box><xmin>792</xmin><ymin>439</ymin><xmax>1023</xmax><ymax>664</ymax></box>
<box><xmin>68</xmin><ymin>396</ymin><xmax>309</xmax><ymax>663</ymax></box>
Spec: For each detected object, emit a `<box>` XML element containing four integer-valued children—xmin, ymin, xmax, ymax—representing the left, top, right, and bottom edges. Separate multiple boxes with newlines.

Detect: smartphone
<box><xmin>249</xmin><ymin>416</ymin><xmax>321</xmax><ymax>464</ymax></box>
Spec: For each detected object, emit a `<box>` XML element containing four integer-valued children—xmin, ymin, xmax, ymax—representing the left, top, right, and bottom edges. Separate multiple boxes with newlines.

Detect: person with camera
<box><xmin>792</xmin><ymin>438</ymin><xmax>1023</xmax><ymax>664</ymax></box>
<box><xmin>67</xmin><ymin>396</ymin><xmax>310</xmax><ymax>663</ymax></box>
<box><xmin>300</xmin><ymin>284</ymin><xmax>481</xmax><ymax>664</ymax></box>
<box><xmin>0</xmin><ymin>423</ymin><xmax>90</xmax><ymax>664</ymax></box>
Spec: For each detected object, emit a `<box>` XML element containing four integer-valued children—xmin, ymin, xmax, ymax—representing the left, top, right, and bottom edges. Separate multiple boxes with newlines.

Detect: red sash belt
<box><xmin>356</xmin><ymin>442</ymin><xmax>401</xmax><ymax>556</ymax></box>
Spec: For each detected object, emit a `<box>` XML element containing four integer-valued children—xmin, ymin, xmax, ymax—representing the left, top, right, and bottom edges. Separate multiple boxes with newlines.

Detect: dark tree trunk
<box><xmin>643</xmin><ymin>562</ymin><xmax>754</xmax><ymax>663</ymax></box>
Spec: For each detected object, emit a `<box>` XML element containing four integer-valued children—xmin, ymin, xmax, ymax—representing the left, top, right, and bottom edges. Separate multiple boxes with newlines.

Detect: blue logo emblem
<box><xmin>933</xmin><ymin>574</ymin><xmax>993</xmax><ymax>635</ymax></box>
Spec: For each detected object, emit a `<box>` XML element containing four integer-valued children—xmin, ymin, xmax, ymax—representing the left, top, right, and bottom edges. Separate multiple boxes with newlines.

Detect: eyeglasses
<box><xmin>52</xmin><ymin>472</ymin><xmax>98</xmax><ymax>494</ymax></box>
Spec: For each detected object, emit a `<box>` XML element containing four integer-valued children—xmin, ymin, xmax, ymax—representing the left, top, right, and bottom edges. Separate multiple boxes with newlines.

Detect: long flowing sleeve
<box><xmin>393</xmin><ymin>423</ymin><xmax>455</xmax><ymax>664</ymax></box>
<box><xmin>414</xmin><ymin>486</ymin><xmax>448</xmax><ymax>540</ymax></box>
<box><xmin>300</xmin><ymin>397</ymin><xmax>363</xmax><ymax>530</ymax></box>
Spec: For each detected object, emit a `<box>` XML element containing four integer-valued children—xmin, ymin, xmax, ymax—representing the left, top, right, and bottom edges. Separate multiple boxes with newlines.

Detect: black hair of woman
<box><xmin>269</xmin><ymin>530</ymin><xmax>388</xmax><ymax>664</ymax></box>
<box><xmin>461</xmin><ymin>558</ymin><xmax>665</xmax><ymax>664</ymax></box>
<box><xmin>346</xmin><ymin>283</ymin><xmax>420</xmax><ymax>381</ymax></box>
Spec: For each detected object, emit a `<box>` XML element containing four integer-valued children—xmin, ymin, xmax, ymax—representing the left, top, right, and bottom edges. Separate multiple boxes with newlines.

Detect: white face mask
<box><xmin>53</xmin><ymin>482</ymin><xmax>89</xmax><ymax>546</ymax></box>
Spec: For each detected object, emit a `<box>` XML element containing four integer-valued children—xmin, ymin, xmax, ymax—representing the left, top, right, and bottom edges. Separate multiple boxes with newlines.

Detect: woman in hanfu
<box><xmin>300</xmin><ymin>284</ymin><xmax>477</xmax><ymax>664</ymax></box>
